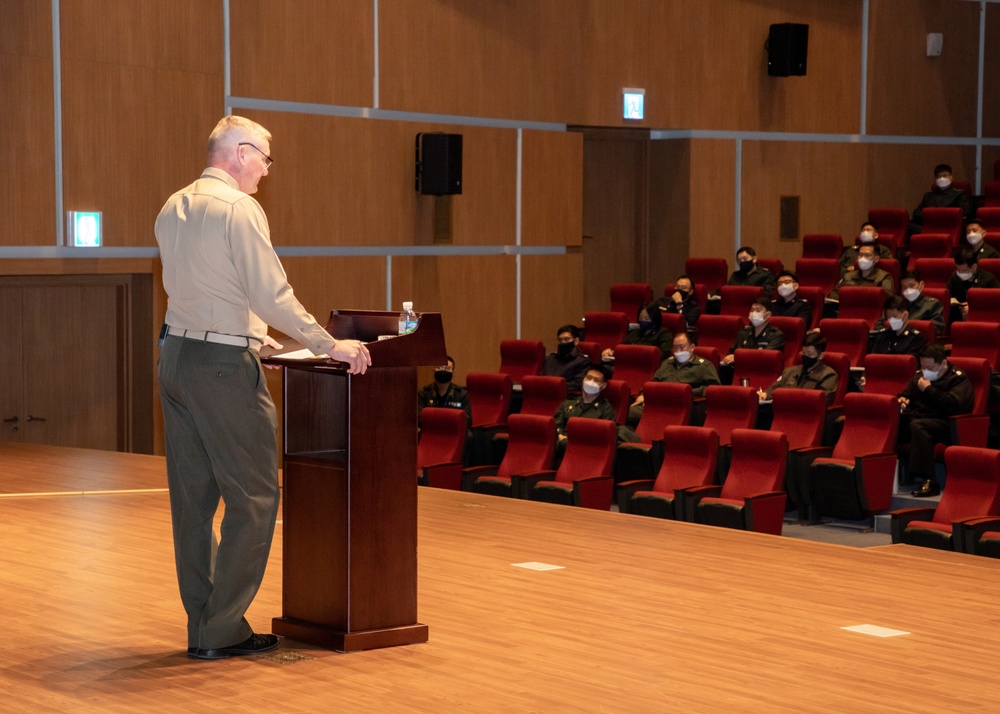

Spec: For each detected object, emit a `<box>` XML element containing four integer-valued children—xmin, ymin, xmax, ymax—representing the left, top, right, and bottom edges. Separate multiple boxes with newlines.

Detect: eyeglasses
<box><xmin>239</xmin><ymin>142</ymin><xmax>273</xmax><ymax>169</ymax></box>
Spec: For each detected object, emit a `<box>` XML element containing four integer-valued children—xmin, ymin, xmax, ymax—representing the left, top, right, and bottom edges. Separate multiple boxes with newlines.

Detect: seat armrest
<box><xmin>573</xmin><ymin>476</ymin><xmax>615</xmax><ymax>510</ymax></box>
<box><xmin>616</xmin><ymin>479</ymin><xmax>656</xmax><ymax>512</ymax></box>
<box><xmin>953</xmin><ymin>516</ymin><xmax>1000</xmax><ymax>554</ymax></box>
<box><xmin>461</xmin><ymin>465</ymin><xmax>499</xmax><ymax>491</ymax></box>
<box><xmin>950</xmin><ymin>414</ymin><xmax>989</xmax><ymax>448</ymax></box>
<box><xmin>511</xmin><ymin>470</ymin><xmax>557</xmax><ymax>499</ymax></box>
<box><xmin>855</xmin><ymin>452</ymin><xmax>899</xmax><ymax>512</ymax></box>
<box><xmin>683</xmin><ymin>485</ymin><xmax>723</xmax><ymax>521</ymax></box>
<box><xmin>889</xmin><ymin>507</ymin><xmax>937</xmax><ymax>543</ymax></box>
<box><xmin>743</xmin><ymin>491</ymin><xmax>787</xmax><ymax>535</ymax></box>
<box><xmin>421</xmin><ymin>462</ymin><xmax>464</xmax><ymax>490</ymax></box>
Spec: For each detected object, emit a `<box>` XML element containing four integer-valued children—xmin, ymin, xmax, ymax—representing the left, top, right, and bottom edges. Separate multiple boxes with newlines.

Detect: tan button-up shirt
<box><xmin>155</xmin><ymin>167</ymin><xmax>335</xmax><ymax>355</ymax></box>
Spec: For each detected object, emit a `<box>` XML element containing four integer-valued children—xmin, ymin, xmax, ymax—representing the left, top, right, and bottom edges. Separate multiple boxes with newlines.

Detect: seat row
<box><xmin>418</xmin><ymin>395</ymin><xmax>1000</xmax><ymax>558</ymax></box>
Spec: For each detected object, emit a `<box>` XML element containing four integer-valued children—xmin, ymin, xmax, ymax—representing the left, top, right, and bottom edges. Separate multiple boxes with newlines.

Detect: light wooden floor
<box><xmin>2</xmin><ymin>442</ymin><xmax>1000</xmax><ymax>713</ymax></box>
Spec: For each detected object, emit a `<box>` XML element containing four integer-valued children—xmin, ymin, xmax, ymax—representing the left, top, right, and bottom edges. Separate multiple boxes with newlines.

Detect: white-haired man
<box><xmin>156</xmin><ymin>115</ymin><xmax>370</xmax><ymax>659</ymax></box>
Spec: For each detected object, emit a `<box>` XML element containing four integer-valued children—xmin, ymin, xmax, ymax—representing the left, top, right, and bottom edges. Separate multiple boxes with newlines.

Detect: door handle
<box><xmin>26</xmin><ymin>415</ymin><xmax>46</xmax><ymax>422</ymax></box>
<box><xmin>2</xmin><ymin>416</ymin><xmax>17</xmax><ymax>423</ymax></box>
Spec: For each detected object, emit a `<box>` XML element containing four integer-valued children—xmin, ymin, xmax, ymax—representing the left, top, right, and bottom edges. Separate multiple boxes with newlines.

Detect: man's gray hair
<box><xmin>207</xmin><ymin>115</ymin><xmax>271</xmax><ymax>162</ymax></box>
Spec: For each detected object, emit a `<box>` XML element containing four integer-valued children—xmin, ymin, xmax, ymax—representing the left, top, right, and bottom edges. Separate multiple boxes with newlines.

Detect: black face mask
<box><xmin>557</xmin><ymin>342</ymin><xmax>575</xmax><ymax>358</ymax></box>
<box><xmin>800</xmin><ymin>355</ymin><xmax>818</xmax><ymax>371</ymax></box>
<box><xmin>738</xmin><ymin>261</ymin><xmax>753</xmax><ymax>274</ymax></box>
<box><xmin>434</xmin><ymin>370</ymin><xmax>452</xmax><ymax>384</ymax></box>
<box><xmin>638</xmin><ymin>320</ymin><xmax>655</xmax><ymax>332</ymax></box>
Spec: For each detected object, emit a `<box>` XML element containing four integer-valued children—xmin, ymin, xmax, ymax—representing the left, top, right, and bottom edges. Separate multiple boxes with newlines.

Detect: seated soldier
<box><xmin>541</xmin><ymin>324</ymin><xmax>592</xmax><ymax>396</ymax></box>
<box><xmin>898</xmin><ymin>344</ymin><xmax>974</xmax><ymax>497</ymax></box>
<box><xmin>603</xmin><ymin>303</ymin><xmax>672</xmax><ymax>362</ymax></box>
<box><xmin>726</xmin><ymin>246</ymin><xmax>776</xmax><ymax>298</ymax></box>
<box><xmin>720</xmin><ymin>297</ymin><xmax>785</xmax><ymax>382</ymax></box>
<box><xmin>868</xmin><ymin>295</ymin><xmax>928</xmax><ymax>357</ymax></box>
<box><xmin>829</xmin><ymin>243</ymin><xmax>894</xmax><ymax>301</ymax></box>
<box><xmin>909</xmin><ymin>163</ymin><xmax>972</xmax><ymax>234</ymax></box>
<box><xmin>625</xmin><ymin>332</ymin><xmax>721</xmax><ymax>428</ymax></box>
<box><xmin>964</xmin><ymin>216</ymin><xmax>1000</xmax><ymax>261</ymax></box>
<box><xmin>875</xmin><ymin>269</ymin><xmax>943</xmax><ymax>334</ymax></box>
<box><xmin>553</xmin><ymin>365</ymin><xmax>618</xmax><ymax>458</ymax></box>
<box><xmin>759</xmin><ymin>333</ymin><xmax>838</xmax><ymax>405</ymax></box>
<box><xmin>417</xmin><ymin>355</ymin><xmax>471</xmax><ymax>425</ymax></box>
<box><xmin>772</xmin><ymin>270</ymin><xmax>812</xmax><ymax>327</ymax></box>
<box><xmin>840</xmin><ymin>221</ymin><xmax>893</xmax><ymax>275</ymax></box>
<box><xmin>946</xmin><ymin>247</ymin><xmax>1000</xmax><ymax>323</ymax></box>
<box><xmin>756</xmin><ymin>333</ymin><xmax>838</xmax><ymax>430</ymax></box>
<box><xmin>656</xmin><ymin>274</ymin><xmax>700</xmax><ymax>330</ymax></box>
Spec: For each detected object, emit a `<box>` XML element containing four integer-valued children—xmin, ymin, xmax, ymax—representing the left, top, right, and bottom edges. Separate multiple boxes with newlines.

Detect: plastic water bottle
<box><xmin>398</xmin><ymin>301</ymin><xmax>418</xmax><ymax>335</ymax></box>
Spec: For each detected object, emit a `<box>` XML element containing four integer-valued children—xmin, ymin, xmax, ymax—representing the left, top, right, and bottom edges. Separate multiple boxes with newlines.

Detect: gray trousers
<box><xmin>158</xmin><ymin>336</ymin><xmax>279</xmax><ymax>649</ymax></box>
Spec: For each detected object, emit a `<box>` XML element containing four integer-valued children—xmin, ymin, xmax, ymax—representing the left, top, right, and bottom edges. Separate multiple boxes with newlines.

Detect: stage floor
<box><xmin>1</xmin><ymin>442</ymin><xmax>999</xmax><ymax>713</ymax></box>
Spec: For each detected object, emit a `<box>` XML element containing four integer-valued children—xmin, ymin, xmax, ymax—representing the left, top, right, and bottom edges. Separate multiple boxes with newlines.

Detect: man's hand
<box><xmin>961</xmin><ymin>302</ymin><xmax>969</xmax><ymax>319</ymax></box>
<box><xmin>262</xmin><ymin>335</ymin><xmax>283</xmax><ymax>370</ymax></box>
<box><xmin>672</xmin><ymin>291</ymin><xmax>684</xmax><ymax>304</ymax></box>
<box><xmin>757</xmin><ymin>388</ymin><xmax>768</xmax><ymax>401</ymax></box>
<box><xmin>329</xmin><ymin>339</ymin><xmax>372</xmax><ymax>374</ymax></box>
<box><xmin>898</xmin><ymin>395</ymin><xmax>910</xmax><ymax>410</ymax></box>
<box><xmin>632</xmin><ymin>393</ymin><xmax>645</xmax><ymax>407</ymax></box>
<box><xmin>601</xmin><ymin>348</ymin><xmax>615</xmax><ymax>360</ymax></box>
<box><xmin>917</xmin><ymin>376</ymin><xmax>931</xmax><ymax>391</ymax></box>
<box><xmin>722</xmin><ymin>353</ymin><xmax>735</xmax><ymax>365</ymax></box>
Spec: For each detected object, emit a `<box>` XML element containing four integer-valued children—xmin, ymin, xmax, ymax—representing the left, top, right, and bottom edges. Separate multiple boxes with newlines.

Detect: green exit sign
<box><xmin>66</xmin><ymin>211</ymin><xmax>102</xmax><ymax>247</ymax></box>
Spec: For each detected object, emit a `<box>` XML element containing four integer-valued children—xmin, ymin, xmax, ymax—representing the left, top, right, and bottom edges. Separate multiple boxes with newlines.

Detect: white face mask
<box><xmin>673</xmin><ymin>350</ymin><xmax>691</xmax><ymax>364</ymax></box>
<box><xmin>859</xmin><ymin>230</ymin><xmax>875</xmax><ymax>243</ymax></box>
<box><xmin>858</xmin><ymin>257</ymin><xmax>875</xmax><ymax>271</ymax></box>
<box><xmin>582</xmin><ymin>379</ymin><xmax>602</xmax><ymax>396</ymax></box>
<box><xmin>777</xmin><ymin>284</ymin><xmax>795</xmax><ymax>298</ymax></box>
<box><xmin>903</xmin><ymin>287</ymin><xmax>921</xmax><ymax>302</ymax></box>
<box><xmin>936</xmin><ymin>177</ymin><xmax>952</xmax><ymax>189</ymax></box>
<box><xmin>922</xmin><ymin>367</ymin><xmax>941</xmax><ymax>382</ymax></box>
<box><xmin>887</xmin><ymin>317</ymin><xmax>904</xmax><ymax>332</ymax></box>
<box><xmin>967</xmin><ymin>232</ymin><xmax>983</xmax><ymax>246</ymax></box>
<box><xmin>749</xmin><ymin>312</ymin><xmax>766</xmax><ymax>326</ymax></box>
<box><xmin>957</xmin><ymin>270</ymin><xmax>974</xmax><ymax>281</ymax></box>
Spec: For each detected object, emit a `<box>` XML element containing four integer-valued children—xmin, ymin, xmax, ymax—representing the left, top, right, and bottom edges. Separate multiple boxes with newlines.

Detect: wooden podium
<box><xmin>261</xmin><ymin>309</ymin><xmax>446</xmax><ymax>652</ymax></box>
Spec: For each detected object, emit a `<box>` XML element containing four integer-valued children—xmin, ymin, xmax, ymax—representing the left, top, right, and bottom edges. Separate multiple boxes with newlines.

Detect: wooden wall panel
<box><xmin>59</xmin><ymin>0</ymin><xmax>223</xmax><ymax>248</ymax></box>
<box><xmin>983</xmin><ymin>5</ymin><xmax>1000</xmax><ymax>140</ymax></box>
<box><xmin>242</xmin><ymin>111</ymin><xmax>516</xmax><ymax>248</ymax></box>
<box><xmin>0</xmin><ymin>53</ymin><xmax>56</xmax><ymax>246</ymax></box>
<box><xmin>0</xmin><ymin>1</ymin><xmax>54</xmax><ymax>247</ymax></box>
<box><xmin>379</xmin><ymin>0</ymin><xmax>861</xmax><ymax>132</ymax></box>
<box><xmin>521</xmin><ymin>130</ymin><xmax>583</xmax><ymax>247</ymax></box>
<box><xmin>391</xmin><ymin>255</ymin><xmax>516</xmax><ymax>382</ymax></box>
<box><xmin>279</xmin><ymin>256</ymin><xmax>387</xmax><ymax>318</ymax></box>
<box><xmin>688</xmin><ymin>140</ymin><xmax>737</xmax><ymax>265</ymax></box>
<box><xmin>520</xmin><ymin>253</ymin><xmax>584</xmax><ymax>350</ymax></box>
<box><xmin>61</xmin><ymin>62</ymin><xmax>222</xmax><ymax>247</ymax></box>
<box><xmin>1</xmin><ymin>0</ymin><xmax>52</xmax><ymax>56</ymax></box>
<box><xmin>230</xmin><ymin>0</ymin><xmax>373</xmax><ymax>107</ymax></box>
<box><xmin>645</xmin><ymin>1</ymin><xmax>861</xmax><ymax>134</ymax></box>
<box><xmin>60</xmin><ymin>0</ymin><xmax>221</xmax><ymax>73</ymax></box>
<box><xmin>867</xmin><ymin>0</ymin><xmax>980</xmax><ymax>137</ymax></box>
<box><xmin>741</xmin><ymin>141</ymin><xmax>868</xmax><ymax>267</ymax></box>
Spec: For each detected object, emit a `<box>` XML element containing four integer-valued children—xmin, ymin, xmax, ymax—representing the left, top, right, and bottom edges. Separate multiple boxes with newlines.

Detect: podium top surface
<box><xmin>260</xmin><ymin>309</ymin><xmax>447</xmax><ymax>370</ymax></box>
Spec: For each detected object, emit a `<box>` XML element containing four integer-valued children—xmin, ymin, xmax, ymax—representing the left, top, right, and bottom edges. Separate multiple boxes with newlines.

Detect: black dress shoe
<box><xmin>911</xmin><ymin>479</ymin><xmax>941</xmax><ymax>498</ymax></box>
<box><xmin>189</xmin><ymin>633</ymin><xmax>279</xmax><ymax>660</ymax></box>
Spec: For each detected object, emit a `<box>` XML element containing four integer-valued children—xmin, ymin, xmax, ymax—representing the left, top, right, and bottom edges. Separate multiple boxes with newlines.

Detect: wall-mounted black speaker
<box><xmin>767</xmin><ymin>23</ymin><xmax>808</xmax><ymax>77</ymax></box>
<box><xmin>416</xmin><ymin>133</ymin><xmax>463</xmax><ymax>195</ymax></box>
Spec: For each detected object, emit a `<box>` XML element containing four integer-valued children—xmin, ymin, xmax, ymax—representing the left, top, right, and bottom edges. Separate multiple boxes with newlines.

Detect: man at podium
<box><xmin>155</xmin><ymin>115</ymin><xmax>370</xmax><ymax>660</ymax></box>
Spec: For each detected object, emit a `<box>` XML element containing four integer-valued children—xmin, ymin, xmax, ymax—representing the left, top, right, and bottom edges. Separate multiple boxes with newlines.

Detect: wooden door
<box><xmin>0</xmin><ymin>287</ymin><xmax>23</xmax><ymax>442</ymax></box>
<box><xmin>15</xmin><ymin>284</ymin><xmax>124</xmax><ymax>450</ymax></box>
<box><xmin>581</xmin><ymin>131</ymin><xmax>649</xmax><ymax>313</ymax></box>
